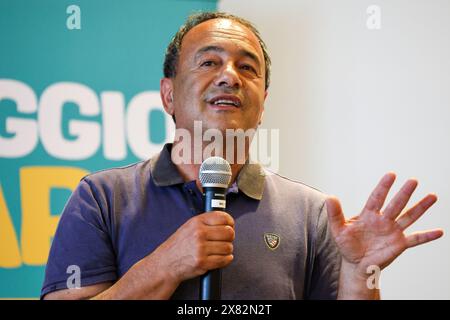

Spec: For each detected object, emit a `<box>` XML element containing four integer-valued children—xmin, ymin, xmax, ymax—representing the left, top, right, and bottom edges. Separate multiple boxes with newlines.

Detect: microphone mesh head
<box><xmin>199</xmin><ymin>157</ymin><xmax>232</xmax><ymax>188</ymax></box>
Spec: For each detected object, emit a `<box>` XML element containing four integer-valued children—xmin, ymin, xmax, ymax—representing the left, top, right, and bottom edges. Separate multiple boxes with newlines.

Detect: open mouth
<box><xmin>207</xmin><ymin>95</ymin><xmax>242</xmax><ymax>109</ymax></box>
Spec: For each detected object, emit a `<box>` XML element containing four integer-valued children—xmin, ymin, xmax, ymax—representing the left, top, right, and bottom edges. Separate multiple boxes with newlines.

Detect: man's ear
<box><xmin>258</xmin><ymin>90</ymin><xmax>268</xmax><ymax>125</ymax></box>
<box><xmin>160</xmin><ymin>78</ymin><xmax>174</xmax><ymax>116</ymax></box>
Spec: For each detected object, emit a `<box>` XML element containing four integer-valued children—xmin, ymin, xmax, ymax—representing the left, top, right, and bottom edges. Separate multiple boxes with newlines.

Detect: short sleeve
<box><xmin>306</xmin><ymin>201</ymin><xmax>342</xmax><ymax>299</ymax></box>
<box><xmin>41</xmin><ymin>179</ymin><xmax>117</xmax><ymax>299</ymax></box>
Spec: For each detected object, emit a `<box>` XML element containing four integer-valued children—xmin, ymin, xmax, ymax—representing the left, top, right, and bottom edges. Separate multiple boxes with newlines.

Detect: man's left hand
<box><xmin>326</xmin><ymin>172</ymin><xmax>444</xmax><ymax>298</ymax></box>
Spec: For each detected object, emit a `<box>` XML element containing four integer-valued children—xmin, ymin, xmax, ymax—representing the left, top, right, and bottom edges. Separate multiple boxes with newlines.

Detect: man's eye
<box><xmin>241</xmin><ymin>64</ymin><xmax>256</xmax><ymax>73</ymax></box>
<box><xmin>201</xmin><ymin>61</ymin><xmax>216</xmax><ymax>67</ymax></box>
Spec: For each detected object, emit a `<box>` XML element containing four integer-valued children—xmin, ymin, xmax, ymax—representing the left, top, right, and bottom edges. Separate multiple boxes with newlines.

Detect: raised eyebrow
<box><xmin>194</xmin><ymin>45</ymin><xmax>225</xmax><ymax>61</ymax></box>
<box><xmin>194</xmin><ymin>45</ymin><xmax>261</xmax><ymax>68</ymax></box>
<box><xmin>239</xmin><ymin>49</ymin><xmax>261</xmax><ymax>68</ymax></box>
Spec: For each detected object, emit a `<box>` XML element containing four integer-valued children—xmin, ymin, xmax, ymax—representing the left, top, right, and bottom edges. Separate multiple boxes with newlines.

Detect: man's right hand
<box><xmin>44</xmin><ymin>211</ymin><xmax>235</xmax><ymax>300</ymax></box>
<box><xmin>154</xmin><ymin>210</ymin><xmax>235</xmax><ymax>283</ymax></box>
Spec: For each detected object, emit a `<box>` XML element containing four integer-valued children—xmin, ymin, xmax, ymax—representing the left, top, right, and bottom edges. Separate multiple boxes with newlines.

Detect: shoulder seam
<box><xmin>81</xmin><ymin>159</ymin><xmax>149</xmax><ymax>181</ymax></box>
<box><xmin>263</xmin><ymin>168</ymin><xmax>324</xmax><ymax>194</ymax></box>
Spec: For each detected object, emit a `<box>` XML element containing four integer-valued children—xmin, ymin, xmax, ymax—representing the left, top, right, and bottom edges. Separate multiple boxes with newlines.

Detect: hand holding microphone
<box><xmin>151</xmin><ymin>212</ymin><xmax>234</xmax><ymax>297</ymax></box>
<box><xmin>199</xmin><ymin>156</ymin><xmax>232</xmax><ymax>300</ymax></box>
<box><xmin>143</xmin><ymin>157</ymin><xmax>233</xmax><ymax>299</ymax></box>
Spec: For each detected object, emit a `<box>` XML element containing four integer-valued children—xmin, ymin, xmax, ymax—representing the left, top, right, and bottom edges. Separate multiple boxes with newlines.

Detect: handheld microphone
<box><xmin>198</xmin><ymin>156</ymin><xmax>232</xmax><ymax>300</ymax></box>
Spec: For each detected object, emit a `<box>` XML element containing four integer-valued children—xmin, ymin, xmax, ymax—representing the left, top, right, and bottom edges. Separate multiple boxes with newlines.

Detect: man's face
<box><xmin>163</xmin><ymin>18</ymin><xmax>267</xmax><ymax>133</ymax></box>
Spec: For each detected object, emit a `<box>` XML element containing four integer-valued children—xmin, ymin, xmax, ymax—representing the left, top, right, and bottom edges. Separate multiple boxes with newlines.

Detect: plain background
<box><xmin>219</xmin><ymin>0</ymin><xmax>450</xmax><ymax>299</ymax></box>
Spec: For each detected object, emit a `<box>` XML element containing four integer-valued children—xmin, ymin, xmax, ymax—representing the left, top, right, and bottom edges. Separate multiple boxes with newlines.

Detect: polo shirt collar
<box><xmin>150</xmin><ymin>143</ymin><xmax>265</xmax><ymax>200</ymax></box>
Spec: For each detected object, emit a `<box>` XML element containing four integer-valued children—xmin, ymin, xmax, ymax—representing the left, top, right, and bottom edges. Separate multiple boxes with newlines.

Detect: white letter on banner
<box><xmin>126</xmin><ymin>91</ymin><xmax>174</xmax><ymax>159</ymax></box>
<box><xmin>39</xmin><ymin>82</ymin><xmax>100</xmax><ymax>160</ymax></box>
<box><xmin>0</xmin><ymin>79</ymin><xmax>38</xmax><ymax>157</ymax></box>
<box><xmin>101</xmin><ymin>91</ymin><xmax>126</xmax><ymax>160</ymax></box>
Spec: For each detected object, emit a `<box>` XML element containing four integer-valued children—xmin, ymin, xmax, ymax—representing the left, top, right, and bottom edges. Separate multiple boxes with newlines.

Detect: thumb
<box><xmin>325</xmin><ymin>196</ymin><xmax>346</xmax><ymax>237</ymax></box>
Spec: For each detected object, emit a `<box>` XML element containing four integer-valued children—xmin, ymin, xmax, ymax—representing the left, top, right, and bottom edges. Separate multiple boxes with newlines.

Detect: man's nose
<box><xmin>213</xmin><ymin>63</ymin><xmax>242</xmax><ymax>89</ymax></box>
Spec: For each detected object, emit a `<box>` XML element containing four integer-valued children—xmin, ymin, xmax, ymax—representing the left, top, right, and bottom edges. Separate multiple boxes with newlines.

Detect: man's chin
<box><xmin>196</xmin><ymin>116</ymin><xmax>232</xmax><ymax>129</ymax></box>
<box><xmin>207</xmin><ymin>122</ymin><xmax>243</xmax><ymax>133</ymax></box>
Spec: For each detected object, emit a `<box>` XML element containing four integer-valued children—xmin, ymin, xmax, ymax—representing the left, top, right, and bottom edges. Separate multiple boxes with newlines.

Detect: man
<box><xmin>41</xmin><ymin>12</ymin><xmax>443</xmax><ymax>300</ymax></box>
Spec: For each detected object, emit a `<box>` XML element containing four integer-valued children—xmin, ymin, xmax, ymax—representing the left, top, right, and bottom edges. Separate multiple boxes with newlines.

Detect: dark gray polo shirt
<box><xmin>41</xmin><ymin>143</ymin><xmax>341</xmax><ymax>299</ymax></box>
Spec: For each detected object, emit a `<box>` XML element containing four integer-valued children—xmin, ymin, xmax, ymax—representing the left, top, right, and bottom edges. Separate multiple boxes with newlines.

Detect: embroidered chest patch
<box><xmin>264</xmin><ymin>233</ymin><xmax>281</xmax><ymax>250</ymax></box>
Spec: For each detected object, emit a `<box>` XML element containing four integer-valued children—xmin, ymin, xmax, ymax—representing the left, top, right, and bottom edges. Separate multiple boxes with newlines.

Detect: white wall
<box><xmin>219</xmin><ymin>0</ymin><xmax>450</xmax><ymax>299</ymax></box>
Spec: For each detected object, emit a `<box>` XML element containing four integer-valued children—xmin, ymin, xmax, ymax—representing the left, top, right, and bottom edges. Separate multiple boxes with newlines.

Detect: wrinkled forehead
<box><xmin>180</xmin><ymin>18</ymin><xmax>265</xmax><ymax>62</ymax></box>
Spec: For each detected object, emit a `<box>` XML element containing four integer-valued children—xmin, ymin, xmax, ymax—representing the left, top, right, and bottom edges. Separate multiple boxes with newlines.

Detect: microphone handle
<box><xmin>200</xmin><ymin>187</ymin><xmax>227</xmax><ymax>300</ymax></box>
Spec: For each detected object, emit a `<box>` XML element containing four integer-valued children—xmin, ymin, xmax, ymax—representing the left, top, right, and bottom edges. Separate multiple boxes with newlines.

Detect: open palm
<box><xmin>326</xmin><ymin>172</ymin><xmax>443</xmax><ymax>275</ymax></box>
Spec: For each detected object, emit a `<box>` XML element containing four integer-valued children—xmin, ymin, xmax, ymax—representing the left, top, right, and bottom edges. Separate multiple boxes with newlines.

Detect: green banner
<box><xmin>0</xmin><ymin>0</ymin><xmax>217</xmax><ymax>298</ymax></box>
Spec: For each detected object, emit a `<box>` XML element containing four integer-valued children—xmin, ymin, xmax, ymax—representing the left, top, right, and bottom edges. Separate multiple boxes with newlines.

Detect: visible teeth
<box><xmin>213</xmin><ymin>99</ymin><xmax>238</xmax><ymax>106</ymax></box>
